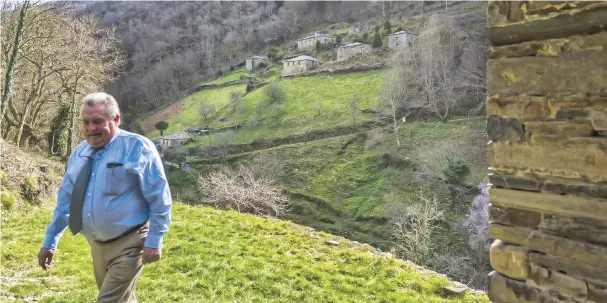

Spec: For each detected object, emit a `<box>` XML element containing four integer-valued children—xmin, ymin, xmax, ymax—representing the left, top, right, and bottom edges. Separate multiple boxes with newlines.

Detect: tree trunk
<box><xmin>14</xmin><ymin>102</ymin><xmax>31</xmax><ymax>146</ymax></box>
<box><xmin>66</xmin><ymin>74</ymin><xmax>80</xmax><ymax>156</ymax></box>
<box><xmin>1</xmin><ymin>1</ymin><xmax>29</xmax><ymax>127</ymax></box>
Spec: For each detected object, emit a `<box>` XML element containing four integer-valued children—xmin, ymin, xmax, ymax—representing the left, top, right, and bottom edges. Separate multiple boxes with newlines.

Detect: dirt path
<box><xmin>143</xmin><ymin>99</ymin><xmax>187</xmax><ymax>133</ymax></box>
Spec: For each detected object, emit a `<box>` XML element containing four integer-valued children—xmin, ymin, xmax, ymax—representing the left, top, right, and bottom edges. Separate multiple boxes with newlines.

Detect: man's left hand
<box><xmin>142</xmin><ymin>247</ymin><xmax>162</xmax><ymax>265</ymax></box>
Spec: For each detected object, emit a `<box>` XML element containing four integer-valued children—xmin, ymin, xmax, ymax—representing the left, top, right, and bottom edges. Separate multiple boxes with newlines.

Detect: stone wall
<box><xmin>486</xmin><ymin>1</ymin><xmax>607</xmax><ymax>303</ymax></box>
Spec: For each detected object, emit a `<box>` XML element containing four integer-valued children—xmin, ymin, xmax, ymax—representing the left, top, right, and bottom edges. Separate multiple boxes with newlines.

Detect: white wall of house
<box><xmin>388</xmin><ymin>32</ymin><xmax>415</xmax><ymax>50</ymax></box>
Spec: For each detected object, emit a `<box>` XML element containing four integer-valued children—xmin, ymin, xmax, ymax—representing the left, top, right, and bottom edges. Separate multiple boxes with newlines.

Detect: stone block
<box><xmin>490</xmin><ymin>240</ymin><xmax>530</xmax><ymax>280</ymax></box>
<box><xmin>488</xmin><ymin>205</ymin><xmax>542</xmax><ymax>228</ymax></box>
<box><xmin>539</xmin><ymin>215</ymin><xmax>607</xmax><ymax>246</ymax></box>
<box><xmin>530</xmin><ymin>253</ymin><xmax>607</xmax><ymax>287</ymax></box>
<box><xmin>490</xmin><ymin>224</ymin><xmax>607</xmax><ymax>269</ymax></box>
<box><xmin>487</xmin><ymin>116</ymin><xmax>525</xmax><ymax>142</ymax></box>
<box><xmin>488</xmin><ymin>2</ymin><xmax>607</xmax><ymax>46</ymax></box>
<box><xmin>528</xmin><ymin>263</ymin><xmax>588</xmax><ymax>301</ymax></box>
<box><xmin>527</xmin><ymin>135</ymin><xmax>607</xmax><ymax>148</ymax></box>
<box><xmin>490</xmin><ymin>188</ymin><xmax>607</xmax><ymax>222</ymax></box>
<box><xmin>590</xmin><ymin>109</ymin><xmax>607</xmax><ymax>131</ymax></box>
<box><xmin>487</xmin><ymin>50</ymin><xmax>607</xmax><ymax>96</ymax></box>
<box><xmin>542</xmin><ymin>177</ymin><xmax>607</xmax><ymax>199</ymax></box>
<box><xmin>488</xmin><ymin>270</ymin><xmax>540</xmax><ymax>303</ymax></box>
<box><xmin>488</xmin><ymin>271</ymin><xmax>583</xmax><ymax>303</ymax></box>
<box><xmin>589</xmin><ymin>283</ymin><xmax>607</xmax><ymax>303</ymax></box>
<box><xmin>489</xmin><ymin>173</ymin><xmax>541</xmax><ymax>191</ymax></box>
<box><xmin>486</xmin><ymin>95</ymin><xmax>551</xmax><ymax>118</ymax></box>
<box><xmin>524</xmin><ymin>121</ymin><xmax>594</xmax><ymax>137</ymax></box>
<box><xmin>491</xmin><ymin>31</ymin><xmax>607</xmax><ymax>59</ymax></box>
<box><xmin>490</xmin><ymin>141</ymin><xmax>607</xmax><ymax>182</ymax></box>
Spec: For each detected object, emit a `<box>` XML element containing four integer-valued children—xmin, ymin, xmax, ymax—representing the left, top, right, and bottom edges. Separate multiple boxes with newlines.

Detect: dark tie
<box><xmin>69</xmin><ymin>148</ymin><xmax>101</xmax><ymax>235</ymax></box>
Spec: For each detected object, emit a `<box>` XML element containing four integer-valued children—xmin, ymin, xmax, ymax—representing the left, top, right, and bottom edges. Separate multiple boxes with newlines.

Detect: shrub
<box><xmin>336</xmin><ymin>34</ymin><xmax>344</xmax><ymax>45</ymax></box>
<box><xmin>197</xmin><ymin>165</ymin><xmax>289</xmax><ymax>217</ymax></box>
<box><xmin>1</xmin><ymin>193</ymin><xmax>16</xmax><ymax>210</ymax></box>
<box><xmin>216</xmin><ymin>70</ymin><xmax>223</xmax><ymax>77</ymax></box>
<box><xmin>246</xmin><ymin>81</ymin><xmax>255</xmax><ymax>93</ymax></box>
<box><xmin>165</xmin><ymin>147</ymin><xmax>188</xmax><ymax>165</ymax></box>
<box><xmin>443</xmin><ymin>158</ymin><xmax>471</xmax><ymax>185</ymax></box>
<box><xmin>264</xmin><ymin>82</ymin><xmax>285</xmax><ymax>104</ymax></box>
<box><xmin>229</xmin><ymin>65</ymin><xmax>235</xmax><ymax>71</ymax></box>
<box><xmin>21</xmin><ymin>176</ymin><xmax>41</xmax><ymax>205</ymax></box>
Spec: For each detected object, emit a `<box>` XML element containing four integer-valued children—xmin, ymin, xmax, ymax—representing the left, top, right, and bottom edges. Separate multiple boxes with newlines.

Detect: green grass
<box><xmin>1</xmin><ymin>202</ymin><xmax>489</xmax><ymax>302</ymax></box>
<box><xmin>186</xmin><ymin>70</ymin><xmax>384</xmax><ymax>146</ymax></box>
<box><xmin>145</xmin><ymin>70</ymin><xmax>384</xmax><ymax>141</ymax></box>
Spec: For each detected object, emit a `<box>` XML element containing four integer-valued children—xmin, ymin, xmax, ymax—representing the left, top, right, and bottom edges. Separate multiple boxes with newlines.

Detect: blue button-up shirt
<box><xmin>42</xmin><ymin>129</ymin><xmax>172</xmax><ymax>249</ymax></box>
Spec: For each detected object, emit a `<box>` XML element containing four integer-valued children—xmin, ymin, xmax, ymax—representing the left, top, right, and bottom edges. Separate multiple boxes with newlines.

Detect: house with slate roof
<box><xmin>297</xmin><ymin>33</ymin><xmax>336</xmax><ymax>50</ymax></box>
<box><xmin>281</xmin><ymin>55</ymin><xmax>322</xmax><ymax>76</ymax></box>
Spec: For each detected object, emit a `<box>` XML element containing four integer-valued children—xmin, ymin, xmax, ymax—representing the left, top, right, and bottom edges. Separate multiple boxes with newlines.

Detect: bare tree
<box><xmin>196</xmin><ymin>103</ymin><xmax>216</xmax><ymax>123</ymax></box>
<box><xmin>348</xmin><ymin>95</ymin><xmax>360</xmax><ymax>126</ymax></box>
<box><xmin>391</xmin><ymin>193</ymin><xmax>445</xmax><ymax>264</ymax></box>
<box><xmin>0</xmin><ymin>0</ymin><xmax>30</xmax><ymax>128</ymax></box>
<box><xmin>381</xmin><ymin>67</ymin><xmax>412</xmax><ymax>148</ymax></box>
<box><xmin>197</xmin><ymin>165</ymin><xmax>289</xmax><ymax>217</ymax></box>
<box><xmin>413</xmin><ymin>15</ymin><xmax>463</xmax><ymax>121</ymax></box>
<box><xmin>384</xmin><ymin>14</ymin><xmax>466</xmax><ymax>123</ymax></box>
<box><xmin>228</xmin><ymin>90</ymin><xmax>243</xmax><ymax>111</ymax></box>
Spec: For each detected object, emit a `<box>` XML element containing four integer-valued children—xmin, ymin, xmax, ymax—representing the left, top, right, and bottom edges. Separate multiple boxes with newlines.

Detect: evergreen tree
<box><xmin>372</xmin><ymin>27</ymin><xmax>383</xmax><ymax>48</ymax></box>
<box><xmin>384</xmin><ymin>19</ymin><xmax>392</xmax><ymax>34</ymax></box>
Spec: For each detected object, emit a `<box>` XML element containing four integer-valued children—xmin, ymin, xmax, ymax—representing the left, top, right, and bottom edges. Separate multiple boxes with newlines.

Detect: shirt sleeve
<box><xmin>42</xmin><ymin>153</ymin><xmax>75</xmax><ymax>249</ymax></box>
<box><xmin>135</xmin><ymin>141</ymin><xmax>172</xmax><ymax>249</ymax></box>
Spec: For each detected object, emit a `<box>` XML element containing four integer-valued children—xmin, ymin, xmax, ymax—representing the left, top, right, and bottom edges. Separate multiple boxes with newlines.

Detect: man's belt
<box><xmin>95</xmin><ymin>221</ymin><xmax>148</xmax><ymax>244</ymax></box>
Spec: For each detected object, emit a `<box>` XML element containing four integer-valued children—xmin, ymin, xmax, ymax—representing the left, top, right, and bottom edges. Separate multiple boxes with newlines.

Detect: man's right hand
<box><xmin>38</xmin><ymin>248</ymin><xmax>56</xmax><ymax>270</ymax></box>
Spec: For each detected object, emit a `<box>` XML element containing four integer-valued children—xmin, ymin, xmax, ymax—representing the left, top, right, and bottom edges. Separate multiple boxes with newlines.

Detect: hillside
<box><xmin>1</xmin><ymin>202</ymin><xmax>488</xmax><ymax>302</ymax></box>
<box><xmin>140</xmin><ymin>0</ymin><xmax>490</xmax><ymax>290</ymax></box>
<box><xmin>144</xmin><ymin>70</ymin><xmax>384</xmax><ymax>144</ymax></box>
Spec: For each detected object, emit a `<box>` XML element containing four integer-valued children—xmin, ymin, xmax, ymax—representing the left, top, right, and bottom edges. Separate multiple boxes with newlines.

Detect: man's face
<box><xmin>81</xmin><ymin>104</ymin><xmax>120</xmax><ymax>148</ymax></box>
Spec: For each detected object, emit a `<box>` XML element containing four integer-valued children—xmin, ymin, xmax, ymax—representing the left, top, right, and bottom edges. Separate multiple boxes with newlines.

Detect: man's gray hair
<box><xmin>81</xmin><ymin>92</ymin><xmax>121</xmax><ymax>119</ymax></box>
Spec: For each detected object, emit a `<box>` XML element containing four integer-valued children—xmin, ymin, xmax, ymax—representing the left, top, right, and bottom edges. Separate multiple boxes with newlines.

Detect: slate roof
<box><xmin>153</xmin><ymin>132</ymin><xmax>191</xmax><ymax>141</ymax></box>
<box><xmin>389</xmin><ymin>30</ymin><xmax>416</xmax><ymax>36</ymax></box>
<box><xmin>339</xmin><ymin>42</ymin><xmax>369</xmax><ymax>48</ymax></box>
<box><xmin>298</xmin><ymin>33</ymin><xmax>335</xmax><ymax>40</ymax></box>
<box><xmin>283</xmin><ymin>55</ymin><xmax>321</xmax><ymax>62</ymax></box>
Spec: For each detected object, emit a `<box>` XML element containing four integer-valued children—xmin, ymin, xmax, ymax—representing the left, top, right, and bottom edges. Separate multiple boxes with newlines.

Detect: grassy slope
<box><xmin>183</xmin><ymin>70</ymin><xmax>383</xmax><ymax>147</ymax></box>
<box><xmin>145</xmin><ymin>84</ymin><xmax>247</xmax><ymax>138</ymax></box>
<box><xmin>146</xmin><ymin>70</ymin><xmax>384</xmax><ymax>143</ymax></box>
<box><xmin>1</xmin><ymin>202</ymin><xmax>488</xmax><ymax>303</ymax></box>
<box><xmin>179</xmin><ymin>118</ymin><xmax>487</xmax><ymax>249</ymax></box>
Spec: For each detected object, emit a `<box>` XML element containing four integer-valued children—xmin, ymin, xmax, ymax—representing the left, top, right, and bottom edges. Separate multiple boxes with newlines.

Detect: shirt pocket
<box><xmin>104</xmin><ymin>165</ymin><xmax>133</xmax><ymax>195</ymax></box>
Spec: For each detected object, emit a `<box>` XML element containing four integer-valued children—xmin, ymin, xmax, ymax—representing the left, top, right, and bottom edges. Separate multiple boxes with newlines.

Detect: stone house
<box><xmin>297</xmin><ymin>33</ymin><xmax>335</xmax><ymax>50</ymax></box>
<box><xmin>153</xmin><ymin>132</ymin><xmax>192</xmax><ymax>148</ymax></box>
<box><xmin>245</xmin><ymin>55</ymin><xmax>268</xmax><ymax>72</ymax></box>
<box><xmin>336</xmin><ymin>42</ymin><xmax>371</xmax><ymax>61</ymax></box>
<box><xmin>282</xmin><ymin>55</ymin><xmax>322</xmax><ymax>76</ymax></box>
<box><xmin>388</xmin><ymin>30</ymin><xmax>416</xmax><ymax>50</ymax></box>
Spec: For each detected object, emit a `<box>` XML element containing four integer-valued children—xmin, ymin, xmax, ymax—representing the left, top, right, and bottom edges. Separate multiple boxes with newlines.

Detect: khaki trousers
<box><xmin>87</xmin><ymin>224</ymin><xmax>148</xmax><ymax>303</ymax></box>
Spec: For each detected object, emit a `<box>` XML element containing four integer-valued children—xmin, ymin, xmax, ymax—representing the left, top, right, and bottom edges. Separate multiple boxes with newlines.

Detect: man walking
<box><xmin>38</xmin><ymin>92</ymin><xmax>172</xmax><ymax>303</ymax></box>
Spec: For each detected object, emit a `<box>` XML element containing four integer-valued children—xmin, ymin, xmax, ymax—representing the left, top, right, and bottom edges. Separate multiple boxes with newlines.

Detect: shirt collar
<box><xmin>79</xmin><ymin>129</ymin><xmax>122</xmax><ymax>158</ymax></box>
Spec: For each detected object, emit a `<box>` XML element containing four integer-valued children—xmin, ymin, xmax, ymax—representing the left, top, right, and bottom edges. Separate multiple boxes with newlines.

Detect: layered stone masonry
<box><xmin>486</xmin><ymin>2</ymin><xmax>607</xmax><ymax>303</ymax></box>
